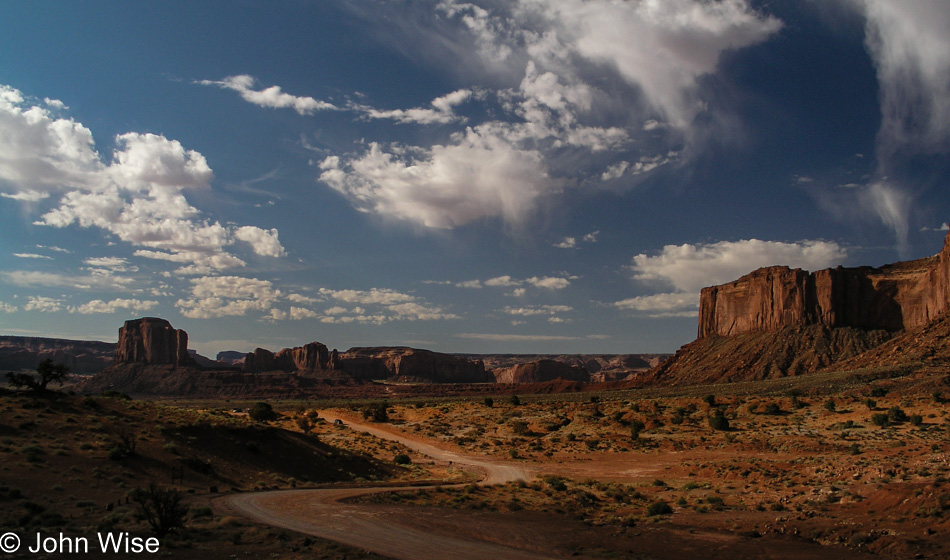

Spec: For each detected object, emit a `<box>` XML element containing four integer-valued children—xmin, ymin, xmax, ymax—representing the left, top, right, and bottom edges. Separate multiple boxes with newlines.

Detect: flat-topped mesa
<box><xmin>335</xmin><ymin>347</ymin><xmax>491</xmax><ymax>383</ymax></box>
<box><xmin>115</xmin><ymin>317</ymin><xmax>194</xmax><ymax>366</ymax></box>
<box><xmin>698</xmin><ymin>232</ymin><xmax>950</xmax><ymax>338</ymax></box>
<box><xmin>242</xmin><ymin>342</ymin><xmax>330</xmax><ymax>374</ymax></box>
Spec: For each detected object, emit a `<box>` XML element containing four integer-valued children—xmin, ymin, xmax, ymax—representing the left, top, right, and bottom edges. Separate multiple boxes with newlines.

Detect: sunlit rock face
<box><xmin>699</xmin><ymin>233</ymin><xmax>950</xmax><ymax>338</ymax></box>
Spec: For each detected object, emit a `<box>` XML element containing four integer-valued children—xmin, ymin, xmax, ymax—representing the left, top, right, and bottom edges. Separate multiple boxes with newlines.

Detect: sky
<box><xmin>1</xmin><ymin>0</ymin><xmax>949</xmax><ymax>358</ymax></box>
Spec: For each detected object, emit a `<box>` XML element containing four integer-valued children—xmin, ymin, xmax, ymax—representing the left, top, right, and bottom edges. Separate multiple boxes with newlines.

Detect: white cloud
<box><xmin>582</xmin><ymin>230</ymin><xmax>599</xmax><ymax>243</ymax></box>
<box><xmin>357</xmin><ymin>89</ymin><xmax>473</xmax><ymax>125</ymax></box>
<box><xmin>288</xmin><ymin>306</ymin><xmax>318</xmax><ymax>320</ymax></box>
<box><xmin>319</xmin><ymin>287</ymin><xmax>415</xmax><ymax>306</ymax></box>
<box><xmin>630</xmin><ymin>239</ymin><xmax>847</xmax><ymax>294</ymax></box>
<box><xmin>554</xmin><ymin>237</ymin><xmax>576</xmax><ymax>249</ymax></box>
<box><xmin>1</xmin><ymin>190</ymin><xmax>48</xmax><ymax>201</ymax></box>
<box><xmin>320</xmin><ymin>125</ymin><xmax>559</xmax><ymax>228</ymax></box>
<box><xmin>176</xmin><ymin>275</ymin><xmax>281</xmax><ymax>319</ymax></box>
<box><xmin>0</xmin><ymin>85</ymin><xmax>285</xmax><ymax>274</ymax></box>
<box><xmin>502</xmin><ymin>304</ymin><xmax>572</xmax><ymax>316</ymax></box>
<box><xmin>0</xmin><ymin>302</ymin><xmax>16</xmax><ymax>313</ymax></box>
<box><xmin>325</xmin><ymin>0</ymin><xmax>781</xmax><ymax>229</ymax></box>
<box><xmin>13</xmin><ymin>253</ymin><xmax>52</xmax><ymax>260</ymax></box>
<box><xmin>287</xmin><ymin>293</ymin><xmax>319</xmax><ymax>304</ymax></box>
<box><xmin>456</xmin><ymin>280</ymin><xmax>483</xmax><ymax>289</ymax></box>
<box><xmin>2</xmin><ymin>270</ymin><xmax>134</xmax><ymax>290</ymax></box>
<box><xmin>526</xmin><ymin>275</ymin><xmax>571</xmax><ymax>290</ymax></box>
<box><xmin>315</xmin><ymin>286</ymin><xmax>458</xmax><ymax>323</ymax></box>
<box><xmin>70</xmin><ymin>298</ymin><xmax>158</xmax><ymax>314</ymax></box>
<box><xmin>233</xmin><ymin>226</ymin><xmax>286</xmax><ymax>258</ymax></box>
<box><xmin>618</xmin><ymin>239</ymin><xmax>847</xmax><ymax>319</ymax></box>
<box><xmin>863</xmin><ymin>0</ymin><xmax>950</xmax><ymax>158</ymax></box>
<box><xmin>23</xmin><ymin>296</ymin><xmax>63</xmax><ymax>313</ymax></box>
<box><xmin>823</xmin><ymin>1</ymin><xmax>950</xmax><ymax>252</ymax></box>
<box><xmin>614</xmin><ymin>292</ymin><xmax>698</xmax><ymax>318</ymax></box>
<box><xmin>198</xmin><ymin>75</ymin><xmax>338</xmax><ymax>115</ymax></box>
<box><xmin>518</xmin><ymin>0</ymin><xmax>783</xmax><ymax>128</ymax></box>
<box><xmin>484</xmin><ymin>275</ymin><xmax>520</xmax><ymax>287</ymax></box>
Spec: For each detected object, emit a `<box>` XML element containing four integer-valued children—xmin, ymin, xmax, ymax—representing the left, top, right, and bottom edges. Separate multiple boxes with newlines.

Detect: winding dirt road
<box><xmin>223</xmin><ymin>414</ymin><xmax>553</xmax><ymax>560</ymax></box>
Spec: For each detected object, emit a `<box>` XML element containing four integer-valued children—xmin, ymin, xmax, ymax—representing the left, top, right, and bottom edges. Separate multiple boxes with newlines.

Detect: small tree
<box><xmin>249</xmin><ymin>402</ymin><xmax>278</xmax><ymax>422</ymax></box>
<box><xmin>131</xmin><ymin>482</ymin><xmax>187</xmax><ymax>537</ymax></box>
<box><xmin>708</xmin><ymin>409</ymin><xmax>730</xmax><ymax>431</ymax></box>
<box><xmin>6</xmin><ymin>359</ymin><xmax>69</xmax><ymax>393</ymax></box>
<box><xmin>630</xmin><ymin>419</ymin><xmax>646</xmax><ymax>440</ymax></box>
<box><xmin>362</xmin><ymin>402</ymin><xmax>389</xmax><ymax>422</ymax></box>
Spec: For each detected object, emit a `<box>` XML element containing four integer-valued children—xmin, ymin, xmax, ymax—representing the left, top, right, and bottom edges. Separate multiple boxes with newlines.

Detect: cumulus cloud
<box><xmin>233</xmin><ymin>226</ymin><xmax>286</xmax><ymax>258</ymax></box>
<box><xmin>0</xmin><ymin>302</ymin><xmax>16</xmax><ymax>313</ymax></box>
<box><xmin>197</xmin><ymin>75</ymin><xmax>338</xmax><ymax>115</ymax></box>
<box><xmin>614</xmin><ymin>292</ymin><xmax>699</xmax><ymax>318</ymax></box>
<box><xmin>322</xmin><ymin>0</ymin><xmax>782</xmax><ymax>229</ymax></box>
<box><xmin>618</xmin><ymin>238</ymin><xmax>847</xmax><ymax>317</ymax></box>
<box><xmin>553</xmin><ymin>237</ymin><xmax>576</xmax><ymax>249</ymax></box>
<box><xmin>320</xmin><ymin>125</ymin><xmax>559</xmax><ymax>228</ymax></box>
<box><xmin>526</xmin><ymin>275</ymin><xmax>571</xmax><ymax>290</ymax></box>
<box><xmin>0</xmin><ymin>86</ymin><xmax>286</xmax><ymax>272</ymax></box>
<box><xmin>23</xmin><ymin>296</ymin><xmax>63</xmax><ymax>313</ymax></box>
<box><xmin>502</xmin><ymin>304</ymin><xmax>572</xmax><ymax>316</ymax></box>
<box><xmin>316</xmin><ymin>287</ymin><xmax>458</xmax><ymax>323</ymax></box>
<box><xmin>70</xmin><ymin>298</ymin><xmax>158</xmax><ymax>314</ymax></box>
<box><xmin>176</xmin><ymin>275</ymin><xmax>281</xmax><ymax>319</ymax></box>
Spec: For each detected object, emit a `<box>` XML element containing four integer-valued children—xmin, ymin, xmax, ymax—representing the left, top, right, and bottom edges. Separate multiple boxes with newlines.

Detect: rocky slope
<box><xmin>651</xmin><ymin>232</ymin><xmax>950</xmax><ymax>385</ymax></box>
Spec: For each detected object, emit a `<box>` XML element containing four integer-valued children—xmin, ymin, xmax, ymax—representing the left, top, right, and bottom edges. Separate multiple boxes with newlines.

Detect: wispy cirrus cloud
<box><xmin>295</xmin><ymin>1</ymin><xmax>784</xmax><ymax>229</ymax></box>
<box><xmin>196</xmin><ymin>75</ymin><xmax>338</xmax><ymax>115</ymax></box>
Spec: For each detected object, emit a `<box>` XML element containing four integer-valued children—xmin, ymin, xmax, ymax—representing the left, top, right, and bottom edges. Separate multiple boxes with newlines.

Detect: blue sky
<box><xmin>1</xmin><ymin>0</ymin><xmax>948</xmax><ymax>357</ymax></box>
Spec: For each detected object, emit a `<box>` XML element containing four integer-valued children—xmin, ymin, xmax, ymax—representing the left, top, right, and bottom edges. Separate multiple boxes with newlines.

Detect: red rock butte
<box><xmin>115</xmin><ymin>317</ymin><xmax>194</xmax><ymax>366</ymax></box>
<box><xmin>698</xmin><ymin>232</ymin><xmax>950</xmax><ymax>338</ymax></box>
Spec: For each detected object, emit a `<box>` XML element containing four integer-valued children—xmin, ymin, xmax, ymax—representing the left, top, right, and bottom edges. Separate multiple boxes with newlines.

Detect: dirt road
<box><xmin>223</xmin><ymin>414</ymin><xmax>552</xmax><ymax>560</ymax></box>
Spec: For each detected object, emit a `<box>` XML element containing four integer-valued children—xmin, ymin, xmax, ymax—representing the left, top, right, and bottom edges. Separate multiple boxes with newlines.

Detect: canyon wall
<box><xmin>115</xmin><ymin>317</ymin><xmax>194</xmax><ymax>366</ymax></box>
<box><xmin>698</xmin><ymin>233</ymin><xmax>950</xmax><ymax>338</ymax></box>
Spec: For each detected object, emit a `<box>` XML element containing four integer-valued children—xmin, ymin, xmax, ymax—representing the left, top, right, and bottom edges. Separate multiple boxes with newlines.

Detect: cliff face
<box><xmin>493</xmin><ymin>359</ymin><xmax>589</xmax><ymax>384</ymax></box>
<box><xmin>115</xmin><ymin>318</ymin><xmax>193</xmax><ymax>366</ymax></box>
<box><xmin>699</xmin><ymin>233</ymin><xmax>950</xmax><ymax>338</ymax></box>
<box><xmin>336</xmin><ymin>347</ymin><xmax>491</xmax><ymax>383</ymax></box>
<box><xmin>242</xmin><ymin>342</ymin><xmax>330</xmax><ymax>374</ymax></box>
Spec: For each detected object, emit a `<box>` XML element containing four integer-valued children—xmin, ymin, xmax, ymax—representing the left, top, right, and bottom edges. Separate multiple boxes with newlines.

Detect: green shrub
<box><xmin>887</xmin><ymin>407</ymin><xmax>908</xmax><ymax>424</ymax></box>
<box><xmin>871</xmin><ymin>413</ymin><xmax>890</xmax><ymax>427</ymax></box>
<box><xmin>708</xmin><ymin>410</ymin><xmax>730</xmax><ymax>431</ymax></box>
<box><xmin>393</xmin><ymin>454</ymin><xmax>411</xmax><ymax>465</ymax></box>
<box><xmin>248</xmin><ymin>402</ymin><xmax>278</xmax><ymax>422</ymax></box>
<box><xmin>646</xmin><ymin>500</ymin><xmax>673</xmax><ymax>516</ymax></box>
